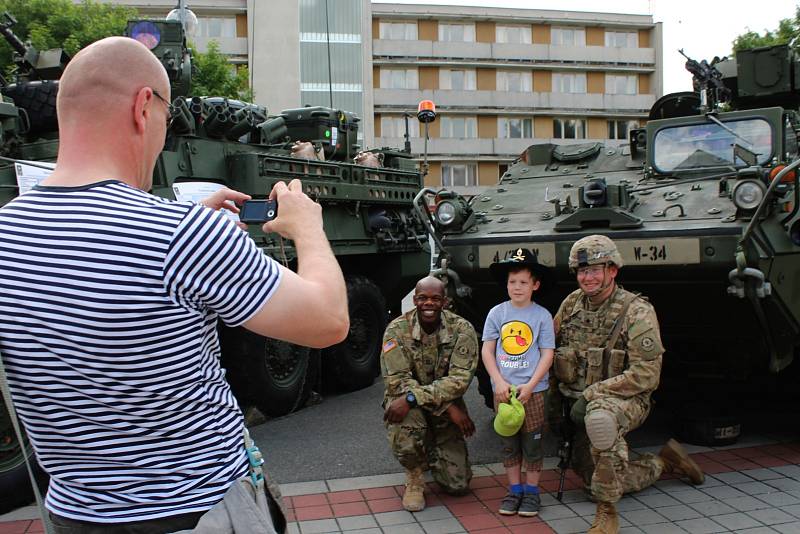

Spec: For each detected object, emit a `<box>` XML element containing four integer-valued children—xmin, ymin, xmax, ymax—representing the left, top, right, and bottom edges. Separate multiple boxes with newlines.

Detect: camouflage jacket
<box><xmin>381</xmin><ymin>309</ymin><xmax>478</xmax><ymax>416</ymax></box>
<box><xmin>554</xmin><ymin>286</ymin><xmax>664</xmax><ymax>402</ymax></box>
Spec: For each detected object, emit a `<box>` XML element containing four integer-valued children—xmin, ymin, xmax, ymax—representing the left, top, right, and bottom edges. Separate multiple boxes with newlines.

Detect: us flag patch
<box><xmin>383</xmin><ymin>339</ymin><xmax>398</xmax><ymax>353</ymax></box>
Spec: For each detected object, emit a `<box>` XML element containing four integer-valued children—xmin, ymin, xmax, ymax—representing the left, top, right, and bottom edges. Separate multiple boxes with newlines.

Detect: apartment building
<box><xmin>372</xmin><ymin>4</ymin><xmax>663</xmax><ymax>194</ymax></box>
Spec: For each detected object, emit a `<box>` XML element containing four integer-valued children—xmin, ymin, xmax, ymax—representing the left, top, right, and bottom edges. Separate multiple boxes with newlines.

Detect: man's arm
<box><xmin>243</xmin><ymin>180</ymin><xmax>349</xmax><ymax>348</ymax></box>
<box><xmin>381</xmin><ymin>320</ymin><xmax>423</xmax><ymax>423</ymax></box>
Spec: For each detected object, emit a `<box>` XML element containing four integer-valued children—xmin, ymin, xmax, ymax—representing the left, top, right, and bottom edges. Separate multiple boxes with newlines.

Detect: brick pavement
<box><xmin>2</xmin><ymin>440</ymin><xmax>800</xmax><ymax>533</ymax></box>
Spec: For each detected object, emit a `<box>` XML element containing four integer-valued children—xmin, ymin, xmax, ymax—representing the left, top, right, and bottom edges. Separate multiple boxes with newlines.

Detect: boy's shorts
<box><xmin>494</xmin><ymin>390</ymin><xmax>546</xmax><ymax>470</ymax></box>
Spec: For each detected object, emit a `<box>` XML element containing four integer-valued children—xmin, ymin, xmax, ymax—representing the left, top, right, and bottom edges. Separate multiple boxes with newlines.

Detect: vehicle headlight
<box><xmin>436</xmin><ymin>201</ymin><xmax>457</xmax><ymax>226</ymax></box>
<box><xmin>732</xmin><ymin>180</ymin><xmax>766</xmax><ymax>210</ymax></box>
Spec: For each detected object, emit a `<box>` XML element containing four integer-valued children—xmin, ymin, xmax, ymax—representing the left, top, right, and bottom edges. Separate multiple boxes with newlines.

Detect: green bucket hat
<box><xmin>493</xmin><ymin>386</ymin><xmax>526</xmax><ymax>437</ymax></box>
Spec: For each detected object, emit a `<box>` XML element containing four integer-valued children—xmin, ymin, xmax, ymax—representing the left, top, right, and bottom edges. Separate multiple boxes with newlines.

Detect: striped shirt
<box><xmin>0</xmin><ymin>180</ymin><xmax>282</xmax><ymax>522</ymax></box>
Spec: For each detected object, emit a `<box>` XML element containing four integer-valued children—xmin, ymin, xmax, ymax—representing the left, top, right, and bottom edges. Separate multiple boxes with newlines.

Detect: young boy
<box><xmin>482</xmin><ymin>248</ymin><xmax>555</xmax><ymax>517</ymax></box>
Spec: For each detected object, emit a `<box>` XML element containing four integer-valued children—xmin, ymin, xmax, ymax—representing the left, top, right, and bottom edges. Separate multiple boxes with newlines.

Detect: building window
<box><xmin>381</xmin><ymin>115</ymin><xmax>419</xmax><ymax>138</ymax></box>
<box><xmin>379</xmin><ymin>68</ymin><xmax>418</xmax><ymax>89</ymax></box>
<box><xmin>496</xmin><ymin>71</ymin><xmax>532</xmax><ymax>92</ymax></box>
<box><xmin>438</xmin><ymin>23</ymin><xmax>476</xmax><ymax>42</ymax></box>
<box><xmin>440</xmin><ymin>116</ymin><xmax>477</xmax><ymax>138</ymax></box>
<box><xmin>608</xmin><ymin>120</ymin><xmax>638</xmax><ymax>140</ymax></box>
<box><xmin>605</xmin><ymin>31</ymin><xmax>638</xmax><ymax>48</ymax></box>
<box><xmin>197</xmin><ymin>17</ymin><xmax>237</xmax><ymax>39</ymax></box>
<box><xmin>496</xmin><ymin>25</ymin><xmax>532</xmax><ymax>44</ymax></box>
<box><xmin>498</xmin><ymin>117</ymin><xmax>533</xmax><ymax>139</ymax></box>
<box><xmin>553</xmin><ymin>73</ymin><xmax>587</xmax><ymax>94</ymax></box>
<box><xmin>553</xmin><ymin>118</ymin><xmax>587</xmax><ymax>139</ymax></box>
<box><xmin>442</xmin><ymin>163</ymin><xmax>478</xmax><ymax>187</ymax></box>
<box><xmin>551</xmin><ymin>27</ymin><xmax>585</xmax><ymax>46</ymax></box>
<box><xmin>379</xmin><ymin>21</ymin><xmax>417</xmax><ymax>40</ymax></box>
<box><xmin>439</xmin><ymin>69</ymin><xmax>476</xmax><ymax>91</ymax></box>
<box><xmin>606</xmin><ymin>74</ymin><xmax>637</xmax><ymax>95</ymax></box>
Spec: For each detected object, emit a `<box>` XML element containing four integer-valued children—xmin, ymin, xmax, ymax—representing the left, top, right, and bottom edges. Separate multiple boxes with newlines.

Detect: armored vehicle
<box><xmin>420</xmin><ymin>46</ymin><xmax>800</xmax><ymax>421</ymax></box>
<box><xmin>0</xmin><ymin>14</ymin><xmax>429</xmax><ymax>511</ymax></box>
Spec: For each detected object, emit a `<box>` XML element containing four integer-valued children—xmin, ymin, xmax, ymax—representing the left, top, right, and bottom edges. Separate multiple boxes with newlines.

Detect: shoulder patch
<box><xmin>383</xmin><ymin>339</ymin><xmax>398</xmax><ymax>353</ymax></box>
<box><xmin>641</xmin><ymin>337</ymin><xmax>655</xmax><ymax>351</ymax></box>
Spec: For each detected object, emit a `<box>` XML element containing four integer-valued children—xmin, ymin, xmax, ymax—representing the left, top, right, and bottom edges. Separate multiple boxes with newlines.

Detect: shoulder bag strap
<box><xmin>601</xmin><ymin>292</ymin><xmax>638</xmax><ymax>379</ymax></box>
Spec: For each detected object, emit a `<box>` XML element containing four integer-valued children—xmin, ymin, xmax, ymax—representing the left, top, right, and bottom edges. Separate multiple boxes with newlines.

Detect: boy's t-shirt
<box><xmin>482</xmin><ymin>300</ymin><xmax>555</xmax><ymax>392</ymax></box>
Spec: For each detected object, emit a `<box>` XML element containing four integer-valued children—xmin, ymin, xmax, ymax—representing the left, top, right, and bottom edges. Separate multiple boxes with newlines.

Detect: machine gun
<box><xmin>679</xmin><ymin>48</ymin><xmax>731</xmax><ymax>112</ymax></box>
<box><xmin>0</xmin><ymin>12</ymin><xmax>70</xmax><ymax>83</ymax></box>
<box><xmin>556</xmin><ymin>398</ymin><xmax>575</xmax><ymax>502</ymax></box>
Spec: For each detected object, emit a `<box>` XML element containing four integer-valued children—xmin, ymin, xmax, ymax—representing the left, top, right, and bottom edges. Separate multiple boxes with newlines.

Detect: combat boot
<box><xmin>402</xmin><ymin>467</ymin><xmax>426</xmax><ymax>512</ymax></box>
<box><xmin>588</xmin><ymin>502</ymin><xmax>619</xmax><ymax>534</ymax></box>
<box><xmin>659</xmin><ymin>438</ymin><xmax>705</xmax><ymax>485</ymax></box>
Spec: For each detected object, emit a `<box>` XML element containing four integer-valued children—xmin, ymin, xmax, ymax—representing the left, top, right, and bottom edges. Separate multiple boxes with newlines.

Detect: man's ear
<box><xmin>607</xmin><ymin>264</ymin><xmax>619</xmax><ymax>280</ymax></box>
<box><xmin>132</xmin><ymin>87</ymin><xmax>151</xmax><ymax>134</ymax></box>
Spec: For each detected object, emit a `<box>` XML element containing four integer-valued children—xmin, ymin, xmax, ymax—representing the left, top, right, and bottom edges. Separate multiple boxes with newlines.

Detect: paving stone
<box><xmin>328</xmin><ymin>474</ymin><xmax>405</xmax><ymax>492</ymax></box>
<box><xmin>655</xmin><ymin>504</ymin><xmax>704</xmax><ymax>521</ymax></box>
<box><xmin>346</xmin><ymin>529</ymin><xmax>382</xmax><ymax>534</ymax></box>
<box><xmin>743</xmin><ymin>468</ymin><xmax>786</xmax><ymax>481</ymax></box>
<box><xmin>419</xmin><ymin>518</ymin><xmax>464</xmax><ymax>534</ymax></box>
<box><xmin>619</xmin><ymin>508</ymin><xmax>669</xmax><ymax>525</ymax></box>
<box><xmin>726</xmin><ymin>495</ymin><xmax>774</xmax><ymax>512</ymax></box>
<box><xmin>702</xmin><ymin>485</ymin><xmax>749</xmax><ymax>500</ymax></box>
<box><xmin>772</xmin><ymin>521</ymin><xmax>800</xmax><ymax>533</ymax></box>
<box><xmin>767</xmin><ymin>478</ymin><xmax>800</xmax><ymax>493</ymax></box>
<box><xmin>734</xmin><ymin>527</ymin><xmax>781</xmax><ymax>534</ymax></box>
<box><xmin>298</xmin><ymin>518</ymin><xmax>340</xmax><ymax>534</ymax></box>
<box><xmin>558</xmin><ymin>489</ymin><xmax>589</xmax><ymax>504</ymax></box>
<box><xmin>538</xmin><ymin>503</ymin><xmax>577</xmax><ymax>520</ymax></box>
<box><xmin>382</xmin><ymin>524</ymin><xmax>427</xmax><ymax>534</ymax></box>
<box><xmin>540</xmin><ymin>493</ymin><xmax>560</xmax><ymax>506</ymax></box>
<box><xmin>288</xmin><ymin>522</ymin><xmax>301</xmax><ymax>534</ymax></box>
<box><xmin>711</xmin><ymin>512</ymin><xmax>762</xmax><ymax>530</ymax></box>
<box><xmin>546</xmin><ymin>516</ymin><xmax>591</xmax><ymax>534</ymax></box>
<box><xmin>689</xmin><ymin>500</ymin><xmax>737</xmax><ymax>516</ymax></box>
<box><xmin>672</xmin><ymin>488</ymin><xmax>716</xmax><ymax>504</ymax></box>
<box><xmin>409</xmin><ymin>506</ymin><xmax>453</xmax><ymax>522</ymax></box>
<box><xmin>736</xmin><ymin>481</ymin><xmax>778</xmax><ymax>495</ymax></box>
<box><xmin>747</xmin><ymin>507</ymin><xmax>798</xmax><ymax>526</ymax></box>
<box><xmin>470</xmin><ymin>465</ymin><xmax>494</xmax><ymax>477</ymax></box>
<box><xmin>282</xmin><ymin>481</ymin><xmax>330</xmax><ymax>496</ymax></box>
<box><xmin>758</xmin><ymin>492</ymin><xmax>800</xmax><ymax>507</ymax></box>
<box><xmin>674</xmin><ymin>517</ymin><xmax>729</xmax><ymax>533</ymax></box>
<box><xmin>635</xmin><ymin>492</ymin><xmax>682</xmax><ymax>508</ymax></box>
<box><xmin>336</xmin><ymin>515</ymin><xmax>378</xmax><ymax>531</ymax></box>
<box><xmin>772</xmin><ymin>466</ymin><xmax>800</xmax><ymax>480</ymax></box>
<box><xmin>630</xmin><ymin>485</ymin><xmax>663</xmax><ymax>496</ymax></box>
<box><xmin>698</xmin><ymin>475</ymin><xmax>726</xmax><ymax>488</ymax></box>
<box><xmin>714</xmin><ymin>471</ymin><xmax>757</xmax><ymax>484</ymax></box>
<box><xmin>374</xmin><ymin>510</ymin><xmax>416</xmax><ymax>526</ymax></box>
<box><xmin>784</xmin><ymin>504</ymin><xmax>800</xmax><ymax>519</ymax></box>
<box><xmin>643</xmin><ymin>523</ymin><xmax>689</xmax><ymax>533</ymax></box>
<box><xmin>565</xmin><ymin>501</ymin><xmax>596</xmax><ymax>517</ymax></box>
<box><xmin>655</xmin><ymin>478</ymin><xmax>694</xmax><ymax>491</ymax></box>
<box><xmin>615</xmin><ymin>496</ymin><xmax>648</xmax><ymax>511</ymax></box>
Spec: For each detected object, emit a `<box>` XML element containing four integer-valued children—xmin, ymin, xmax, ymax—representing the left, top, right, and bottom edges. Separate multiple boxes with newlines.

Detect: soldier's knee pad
<box><xmin>500</xmin><ymin>434</ymin><xmax>521</xmax><ymax>462</ymax></box>
<box><xmin>520</xmin><ymin>427</ymin><xmax>544</xmax><ymax>463</ymax></box>
<box><xmin>585</xmin><ymin>409</ymin><xmax>617</xmax><ymax>451</ymax></box>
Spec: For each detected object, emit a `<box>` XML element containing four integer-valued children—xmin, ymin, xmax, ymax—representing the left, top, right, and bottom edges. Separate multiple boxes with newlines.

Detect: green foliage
<box><xmin>733</xmin><ymin>6</ymin><xmax>800</xmax><ymax>53</ymax></box>
<box><xmin>191</xmin><ymin>40</ymin><xmax>253</xmax><ymax>101</ymax></box>
<box><xmin>0</xmin><ymin>0</ymin><xmax>136</xmax><ymax>72</ymax></box>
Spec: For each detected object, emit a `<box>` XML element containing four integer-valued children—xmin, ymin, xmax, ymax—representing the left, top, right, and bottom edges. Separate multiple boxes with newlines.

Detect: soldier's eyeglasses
<box><xmin>576</xmin><ymin>265</ymin><xmax>606</xmax><ymax>278</ymax></box>
<box><xmin>152</xmin><ymin>89</ymin><xmax>175</xmax><ymax>130</ymax></box>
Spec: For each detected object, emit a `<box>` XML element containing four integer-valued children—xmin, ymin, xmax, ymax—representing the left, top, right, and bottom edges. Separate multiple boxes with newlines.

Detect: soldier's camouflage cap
<box><xmin>568</xmin><ymin>234</ymin><xmax>624</xmax><ymax>270</ymax></box>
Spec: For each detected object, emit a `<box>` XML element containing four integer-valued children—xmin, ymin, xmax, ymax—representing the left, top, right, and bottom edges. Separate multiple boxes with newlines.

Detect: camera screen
<box><xmin>241</xmin><ymin>200</ymin><xmax>276</xmax><ymax>222</ymax></box>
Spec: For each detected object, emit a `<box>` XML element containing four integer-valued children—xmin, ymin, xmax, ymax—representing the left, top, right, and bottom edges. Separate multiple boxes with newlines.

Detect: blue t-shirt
<box><xmin>482</xmin><ymin>300</ymin><xmax>555</xmax><ymax>392</ymax></box>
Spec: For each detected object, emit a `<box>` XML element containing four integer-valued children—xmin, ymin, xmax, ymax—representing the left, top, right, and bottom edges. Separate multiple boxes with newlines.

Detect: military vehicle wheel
<box><xmin>0</xmin><ymin>423</ymin><xmax>48</xmax><ymax>514</ymax></box>
<box><xmin>324</xmin><ymin>276</ymin><xmax>387</xmax><ymax>391</ymax></box>
<box><xmin>220</xmin><ymin>328</ymin><xmax>319</xmax><ymax>417</ymax></box>
<box><xmin>1</xmin><ymin>81</ymin><xmax>59</xmax><ymax>136</ymax></box>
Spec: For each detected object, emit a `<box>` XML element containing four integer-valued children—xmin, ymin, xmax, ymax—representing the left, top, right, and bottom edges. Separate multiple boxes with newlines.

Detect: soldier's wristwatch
<box><xmin>405</xmin><ymin>392</ymin><xmax>417</xmax><ymax>408</ymax></box>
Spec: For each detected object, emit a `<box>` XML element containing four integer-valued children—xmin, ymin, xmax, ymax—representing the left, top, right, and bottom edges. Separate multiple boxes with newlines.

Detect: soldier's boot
<box><xmin>659</xmin><ymin>438</ymin><xmax>705</xmax><ymax>485</ymax></box>
<box><xmin>587</xmin><ymin>502</ymin><xmax>619</xmax><ymax>534</ymax></box>
<box><xmin>402</xmin><ymin>467</ymin><xmax>426</xmax><ymax>512</ymax></box>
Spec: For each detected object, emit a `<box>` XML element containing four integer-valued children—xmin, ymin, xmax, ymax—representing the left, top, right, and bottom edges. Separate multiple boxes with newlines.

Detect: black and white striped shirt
<box><xmin>0</xmin><ymin>180</ymin><xmax>282</xmax><ymax>522</ymax></box>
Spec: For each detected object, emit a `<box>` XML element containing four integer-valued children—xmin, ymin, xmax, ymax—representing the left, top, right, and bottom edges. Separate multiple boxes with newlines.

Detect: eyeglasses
<box><xmin>576</xmin><ymin>265</ymin><xmax>606</xmax><ymax>279</ymax></box>
<box><xmin>151</xmin><ymin>89</ymin><xmax>175</xmax><ymax>130</ymax></box>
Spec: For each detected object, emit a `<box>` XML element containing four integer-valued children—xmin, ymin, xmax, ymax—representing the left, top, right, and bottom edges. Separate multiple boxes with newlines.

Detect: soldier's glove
<box><xmin>569</xmin><ymin>395</ymin><xmax>588</xmax><ymax>427</ymax></box>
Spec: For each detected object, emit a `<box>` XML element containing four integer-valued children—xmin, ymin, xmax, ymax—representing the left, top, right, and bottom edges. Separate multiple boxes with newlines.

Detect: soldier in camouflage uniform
<box><xmin>382</xmin><ymin>276</ymin><xmax>479</xmax><ymax>512</ymax></box>
<box><xmin>550</xmin><ymin>235</ymin><xmax>705</xmax><ymax>534</ymax></box>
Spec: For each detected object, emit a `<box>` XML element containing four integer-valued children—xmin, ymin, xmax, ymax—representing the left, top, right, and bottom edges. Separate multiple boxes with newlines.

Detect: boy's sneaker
<box><xmin>518</xmin><ymin>492</ymin><xmax>540</xmax><ymax>517</ymax></box>
<box><xmin>498</xmin><ymin>492</ymin><xmax>522</xmax><ymax>515</ymax></box>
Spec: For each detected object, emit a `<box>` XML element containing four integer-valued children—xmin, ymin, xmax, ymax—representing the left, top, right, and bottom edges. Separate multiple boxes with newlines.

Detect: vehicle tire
<box><xmin>220</xmin><ymin>327</ymin><xmax>319</xmax><ymax>417</ymax></box>
<box><xmin>2</xmin><ymin>81</ymin><xmax>59</xmax><ymax>136</ymax></box>
<box><xmin>0</xmin><ymin>430</ymin><xmax>48</xmax><ymax>515</ymax></box>
<box><xmin>323</xmin><ymin>276</ymin><xmax>387</xmax><ymax>392</ymax></box>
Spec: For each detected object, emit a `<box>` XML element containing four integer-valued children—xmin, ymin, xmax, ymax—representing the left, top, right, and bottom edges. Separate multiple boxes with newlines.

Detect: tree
<box><xmin>0</xmin><ymin>0</ymin><xmax>136</xmax><ymax>72</ymax></box>
<box><xmin>191</xmin><ymin>40</ymin><xmax>254</xmax><ymax>101</ymax></box>
<box><xmin>733</xmin><ymin>6</ymin><xmax>800</xmax><ymax>53</ymax></box>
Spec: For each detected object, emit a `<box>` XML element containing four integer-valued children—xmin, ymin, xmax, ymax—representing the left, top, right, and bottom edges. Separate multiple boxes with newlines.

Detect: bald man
<box><xmin>0</xmin><ymin>37</ymin><xmax>348</xmax><ymax>532</ymax></box>
<box><xmin>381</xmin><ymin>277</ymin><xmax>479</xmax><ymax>512</ymax></box>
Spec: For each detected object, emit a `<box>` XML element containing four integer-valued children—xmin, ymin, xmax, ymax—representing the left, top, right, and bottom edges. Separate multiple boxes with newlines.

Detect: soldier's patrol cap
<box><xmin>489</xmin><ymin>248</ymin><xmax>554</xmax><ymax>293</ymax></box>
<box><xmin>568</xmin><ymin>235</ymin><xmax>624</xmax><ymax>270</ymax></box>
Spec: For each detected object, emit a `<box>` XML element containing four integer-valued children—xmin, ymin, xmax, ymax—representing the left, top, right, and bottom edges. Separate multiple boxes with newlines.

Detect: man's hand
<box><xmin>493</xmin><ymin>378</ymin><xmax>512</xmax><ymax>405</ymax></box>
<box><xmin>383</xmin><ymin>397</ymin><xmax>411</xmax><ymax>424</ymax></box>
<box><xmin>264</xmin><ymin>179</ymin><xmax>324</xmax><ymax>241</ymax></box>
<box><xmin>200</xmin><ymin>187</ymin><xmax>251</xmax><ymax>230</ymax></box>
<box><xmin>446</xmin><ymin>404</ymin><xmax>475</xmax><ymax>437</ymax></box>
<box><xmin>517</xmin><ymin>382</ymin><xmax>535</xmax><ymax>404</ymax></box>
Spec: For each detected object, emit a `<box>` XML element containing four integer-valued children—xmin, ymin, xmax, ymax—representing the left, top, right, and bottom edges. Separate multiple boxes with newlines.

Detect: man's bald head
<box><xmin>57</xmin><ymin>36</ymin><xmax>170</xmax><ymax>123</ymax></box>
<box><xmin>415</xmin><ymin>276</ymin><xmax>445</xmax><ymax>296</ymax></box>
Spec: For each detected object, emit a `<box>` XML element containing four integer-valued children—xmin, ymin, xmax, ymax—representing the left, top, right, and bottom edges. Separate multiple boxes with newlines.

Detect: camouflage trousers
<box><xmin>385</xmin><ymin>407</ymin><xmax>471</xmax><ymax>494</ymax></box>
<box><xmin>572</xmin><ymin>395</ymin><xmax>664</xmax><ymax>503</ymax></box>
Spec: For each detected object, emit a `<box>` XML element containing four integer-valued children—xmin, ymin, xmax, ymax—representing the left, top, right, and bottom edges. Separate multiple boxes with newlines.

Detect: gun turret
<box><xmin>0</xmin><ymin>12</ymin><xmax>69</xmax><ymax>82</ymax></box>
<box><xmin>679</xmin><ymin>49</ymin><xmax>731</xmax><ymax>112</ymax></box>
